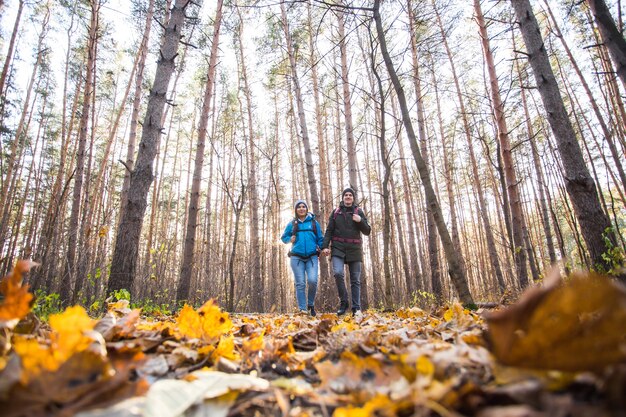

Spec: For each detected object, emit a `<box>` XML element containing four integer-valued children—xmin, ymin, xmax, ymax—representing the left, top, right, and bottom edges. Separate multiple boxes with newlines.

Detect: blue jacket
<box><xmin>281</xmin><ymin>213</ymin><xmax>324</xmax><ymax>258</ymax></box>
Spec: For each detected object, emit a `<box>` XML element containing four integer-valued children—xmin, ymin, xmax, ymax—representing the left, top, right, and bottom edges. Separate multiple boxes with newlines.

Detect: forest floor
<box><xmin>1</xmin><ymin>263</ymin><xmax>625</xmax><ymax>417</ymax></box>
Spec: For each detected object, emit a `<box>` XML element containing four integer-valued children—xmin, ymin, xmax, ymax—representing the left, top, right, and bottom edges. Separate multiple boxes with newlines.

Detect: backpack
<box><xmin>288</xmin><ymin>214</ymin><xmax>320</xmax><ymax>259</ymax></box>
<box><xmin>333</xmin><ymin>205</ymin><xmax>360</xmax><ymax>220</ymax></box>
<box><xmin>291</xmin><ymin>214</ymin><xmax>317</xmax><ymax>236</ymax></box>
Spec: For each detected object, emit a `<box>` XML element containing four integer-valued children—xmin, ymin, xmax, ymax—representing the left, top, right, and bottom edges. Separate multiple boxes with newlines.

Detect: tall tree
<box><xmin>177</xmin><ymin>0</ymin><xmax>222</xmax><ymax>303</ymax></box>
<box><xmin>280</xmin><ymin>2</ymin><xmax>320</xmax><ymax>214</ymax></box>
<box><xmin>60</xmin><ymin>0</ymin><xmax>99</xmax><ymax>305</ymax></box>
<box><xmin>511</xmin><ymin>0</ymin><xmax>618</xmax><ymax>273</ymax></box>
<box><xmin>108</xmin><ymin>0</ymin><xmax>193</xmax><ymax>295</ymax></box>
<box><xmin>474</xmin><ymin>0</ymin><xmax>529</xmax><ymax>287</ymax></box>
<box><xmin>373</xmin><ymin>0</ymin><xmax>473</xmax><ymax>305</ymax></box>
<box><xmin>235</xmin><ymin>5</ymin><xmax>262</xmax><ymax>312</ymax></box>
<box><xmin>0</xmin><ymin>0</ymin><xmax>23</xmax><ymax>99</ymax></box>
<box><xmin>433</xmin><ymin>1</ymin><xmax>506</xmax><ymax>293</ymax></box>
<box><xmin>586</xmin><ymin>0</ymin><xmax>626</xmax><ymax>89</ymax></box>
<box><xmin>120</xmin><ymin>0</ymin><xmax>156</xmax><ymax>220</ymax></box>
<box><xmin>336</xmin><ymin>6</ymin><xmax>358</xmax><ymax>189</ymax></box>
<box><xmin>369</xmin><ymin>29</ymin><xmax>392</xmax><ymax>308</ymax></box>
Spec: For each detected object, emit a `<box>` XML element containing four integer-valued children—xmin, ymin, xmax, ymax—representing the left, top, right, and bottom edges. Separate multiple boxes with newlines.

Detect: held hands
<box><xmin>352</xmin><ymin>213</ymin><xmax>361</xmax><ymax>222</ymax></box>
<box><xmin>321</xmin><ymin>248</ymin><xmax>331</xmax><ymax>256</ymax></box>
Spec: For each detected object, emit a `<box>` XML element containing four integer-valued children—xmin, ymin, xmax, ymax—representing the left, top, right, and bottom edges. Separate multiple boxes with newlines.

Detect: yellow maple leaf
<box><xmin>13</xmin><ymin>336</ymin><xmax>57</xmax><ymax>379</ymax></box>
<box><xmin>176</xmin><ymin>300</ymin><xmax>232</xmax><ymax>343</ymax></box>
<box><xmin>13</xmin><ymin>306</ymin><xmax>97</xmax><ymax>382</ymax></box>
<box><xmin>212</xmin><ymin>335</ymin><xmax>240</xmax><ymax>361</ymax></box>
<box><xmin>242</xmin><ymin>332</ymin><xmax>265</xmax><ymax>353</ymax></box>
<box><xmin>0</xmin><ymin>260</ymin><xmax>37</xmax><ymax>329</ymax></box>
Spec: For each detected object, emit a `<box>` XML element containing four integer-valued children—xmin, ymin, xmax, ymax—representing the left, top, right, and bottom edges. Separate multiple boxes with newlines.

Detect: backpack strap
<box><xmin>333</xmin><ymin>206</ymin><xmax>359</xmax><ymax>220</ymax></box>
<box><xmin>292</xmin><ymin>215</ymin><xmax>317</xmax><ymax>235</ymax></box>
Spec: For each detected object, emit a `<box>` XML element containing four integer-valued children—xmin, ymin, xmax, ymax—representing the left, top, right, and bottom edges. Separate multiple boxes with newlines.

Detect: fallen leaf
<box><xmin>485</xmin><ymin>271</ymin><xmax>626</xmax><ymax>371</ymax></box>
<box><xmin>0</xmin><ymin>260</ymin><xmax>37</xmax><ymax>329</ymax></box>
<box><xmin>175</xmin><ymin>301</ymin><xmax>232</xmax><ymax>343</ymax></box>
<box><xmin>13</xmin><ymin>305</ymin><xmax>100</xmax><ymax>382</ymax></box>
<box><xmin>143</xmin><ymin>370</ymin><xmax>269</xmax><ymax>417</ymax></box>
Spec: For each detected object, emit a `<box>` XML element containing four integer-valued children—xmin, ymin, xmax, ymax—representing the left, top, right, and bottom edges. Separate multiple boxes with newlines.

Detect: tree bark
<box><xmin>586</xmin><ymin>0</ymin><xmax>626</xmax><ymax>89</ymax></box>
<box><xmin>512</xmin><ymin>0</ymin><xmax>617</xmax><ymax>273</ymax></box>
<box><xmin>109</xmin><ymin>0</ymin><xmax>192</xmax><ymax>295</ymax></box>
<box><xmin>120</xmin><ymin>0</ymin><xmax>155</xmax><ymax>221</ymax></box>
<box><xmin>545</xmin><ymin>1</ymin><xmax>626</xmax><ymax>197</ymax></box>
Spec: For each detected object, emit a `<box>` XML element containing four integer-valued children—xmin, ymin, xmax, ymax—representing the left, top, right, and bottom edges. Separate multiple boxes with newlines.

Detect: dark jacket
<box><xmin>322</xmin><ymin>203</ymin><xmax>371</xmax><ymax>262</ymax></box>
<box><xmin>281</xmin><ymin>213</ymin><xmax>324</xmax><ymax>258</ymax></box>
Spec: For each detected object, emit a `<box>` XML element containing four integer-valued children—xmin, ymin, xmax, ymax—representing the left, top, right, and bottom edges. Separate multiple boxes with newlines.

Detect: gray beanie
<box><xmin>294</xmin><ymin>199</ymin><xmax>308</xmax><ymax>213</ymax></box>
<box><xmin>342</xmin><ymin>187</ymin><xmax>356</xmax><ymax>199</ymax></box>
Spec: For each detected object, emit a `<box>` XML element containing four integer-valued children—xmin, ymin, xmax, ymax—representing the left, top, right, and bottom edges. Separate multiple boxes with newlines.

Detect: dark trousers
<box><xmin>331</xmin><ymin>256</ymin><xmax>361</xmax><ymax>310</ymax></box>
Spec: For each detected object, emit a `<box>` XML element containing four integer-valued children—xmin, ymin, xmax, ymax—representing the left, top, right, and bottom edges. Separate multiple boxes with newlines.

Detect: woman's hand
<box><xmin>290</xmin><ymin>235</ymin><xmax>296</xmax><ymax>243</ymax></box>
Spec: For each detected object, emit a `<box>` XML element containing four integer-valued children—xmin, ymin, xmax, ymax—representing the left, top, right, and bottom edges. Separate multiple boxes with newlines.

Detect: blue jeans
<box><xmin>290</xmin><ymin>255</ymin><xmax>319</xmax><ymax>310</ymax></box>
<box><xmin>332</xmin><ymin>256</ymin><xmax>361</xmax><ymax>310</ymax></box>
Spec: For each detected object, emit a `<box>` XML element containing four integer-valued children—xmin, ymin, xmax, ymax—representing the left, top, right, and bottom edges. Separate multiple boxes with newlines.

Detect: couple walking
<box><xmin>280</xmin><ymin>188</ymin><xmax>371</xmax><ymax>317</ymax></box>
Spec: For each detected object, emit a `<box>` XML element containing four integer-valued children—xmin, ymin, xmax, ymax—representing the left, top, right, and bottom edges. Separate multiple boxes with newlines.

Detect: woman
<box><xmin>281</xmin><ymin>200</ymin><xmax>323</xmax><ymax>316</ymax></box>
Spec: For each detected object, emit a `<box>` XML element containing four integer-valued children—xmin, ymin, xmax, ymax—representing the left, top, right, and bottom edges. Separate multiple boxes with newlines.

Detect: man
<box><xmin>321</xmin><ymin>187</ymin><xmax>371</xmax><ymax>316</ymax></box>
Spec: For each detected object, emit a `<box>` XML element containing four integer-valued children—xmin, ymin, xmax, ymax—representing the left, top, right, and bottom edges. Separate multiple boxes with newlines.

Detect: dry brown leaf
<box><xmin>485</xmin><ymin>271</ymin><xmax>626</xmax><ymax>371</ymax></box>
<box><xmin>316</xmin><ymin>351</ymin><xmax>408</xmax><ymax>395</ymax></box>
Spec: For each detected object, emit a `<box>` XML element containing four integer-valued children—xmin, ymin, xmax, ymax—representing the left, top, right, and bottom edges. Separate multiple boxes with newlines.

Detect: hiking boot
<box><xmin>308</xmin><ymin>305</ymin><xmax>316</xmax><ymax>317</ymax></box>
<box><xmin>336</xmin><ymin>302</ymin><xmax>349</xmax><ymax>315</ymax></box>
<box><xmin>296</xmin><ymin>309</ymin><xmax>308</xmax><ymax>316</ymax></box>
<box><xmin>352</xmin><ymin>309</ymin><xmax>363</xmax><ymax>319</ymax></box>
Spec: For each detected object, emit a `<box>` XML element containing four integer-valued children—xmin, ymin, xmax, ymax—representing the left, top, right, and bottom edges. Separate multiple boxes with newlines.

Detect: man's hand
<box><xmin>322</xmin><ymin>248</ymin><xmax>331</xmax><ymax>256</ymax></box>
<box><xmin>290</xmin><ymin>236</ymin><xmax>296</xmax><ymax>243</ymax></box>
<box><xmin>352</xmin><ymin>214</ymin><xmax>361</xmax><ymax>222</ymax></box>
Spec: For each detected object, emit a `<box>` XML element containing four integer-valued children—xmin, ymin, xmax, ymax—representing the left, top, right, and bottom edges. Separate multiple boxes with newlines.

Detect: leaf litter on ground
<box><xmin>0</xmin><ymin>263</ymin><xmax>625</xmax><ymax>417</ymax></box>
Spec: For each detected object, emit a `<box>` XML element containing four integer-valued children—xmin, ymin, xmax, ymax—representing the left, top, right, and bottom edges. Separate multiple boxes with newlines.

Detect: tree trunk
<box><xmin>60</xmin><ymin>1</ymin><xmax>98</xmax><ymax>305</ymax></box>
<box><xmin>177</xmin><ymin>0</ymin><xmax>222</xmax><ymax>303</ymax></box>
<box><xmin>236</xmin><ymin>6</ymin><xmax>262</xmax><ymax>312</ymax></box>
<box><xmin>474</xmin><ymin>0</ymin><xmax>529</xmax><ymax>287</ymax></box>
<box><xmin>0</xmin><ymin>0</ymin><xmax>23</xmax><ymax>99</ymax></box>
<box><xmin>307</xmin><ymin>2</ymin><xmax>332</xmax><ymax>311</ymax></box>
<box><xmin>518</xmin><ymin>66</ymin><xmax>557</xmax><ymax>265</ymax></box>
<box><xmin>280</xmin><ymin>2</ymin><xmax>320</xmax><ymax>214</ymax></box>
<box><xmin>586</xmin><ymin>0</ymin><xmax>626</xmax><ymax>89</ymax></box>
<box><xmin>545</xmin><ymin>1</ymin><xmax>626</xmax><ymax>196</ymax></box>
<box><xmin>373</xmin><ymin>0</ymin><xmax>473</xmax><ymax>305</ymax></box>
<box><xmin>369</xmin><ymin>34</ymin><xmax>393</xmax><ymax>308</ymax></box>
<box><xmin>434</xmin><ymin>2</ymin><xmax>506</xmax><ymax>293</ymax></box>
<box><xmin>120</xmin><ymin>0</ymin><xmax>155</xmax><ymax>221</ymax></box>
<box><xmin>109</xmin><ymin>0</ymin><xmax>192</xmax><ymax>295</ymax></box>
<box><xmin>512</xmin><ymin>0</ymin><xmax>617</xmax><ymax>273</ymax></box>
<box><xmin>337</xmin><ymin>7</ymin><xmax>358</xmax><ymax>189</ymax></box>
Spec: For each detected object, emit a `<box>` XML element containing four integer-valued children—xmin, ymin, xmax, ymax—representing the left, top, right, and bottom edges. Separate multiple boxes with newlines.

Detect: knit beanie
<box><xmin>342</xmin><ymin>187</ymin><xmax>356</xmax><ymax>199</ymax></box>
<box><xmin>294</xmin><ymin>199</ymin><xmax>308</xmax><ymax>213</ymax></box>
